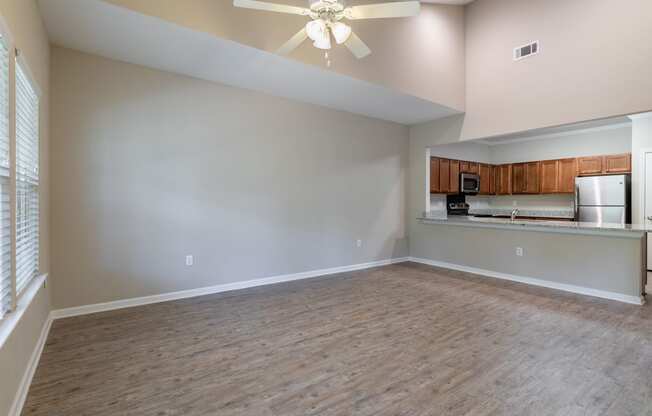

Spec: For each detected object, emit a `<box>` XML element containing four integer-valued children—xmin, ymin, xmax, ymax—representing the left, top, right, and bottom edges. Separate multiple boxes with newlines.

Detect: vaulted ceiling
<box><xmin>39</xmin><ymin>0</ymin><xmax>468</xmax><ymax>124</ymax></box>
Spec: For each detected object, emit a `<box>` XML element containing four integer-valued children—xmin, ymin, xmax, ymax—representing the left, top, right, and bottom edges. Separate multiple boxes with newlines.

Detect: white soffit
<box><xmin>478</xmin><ymin>116</ymin><xmax>632</xmax><ymax>146</ymax></box>
<box><xmin>38</xmin><ymin>0</ymin><xmax>460</xmax><ymax>125</ymax></box>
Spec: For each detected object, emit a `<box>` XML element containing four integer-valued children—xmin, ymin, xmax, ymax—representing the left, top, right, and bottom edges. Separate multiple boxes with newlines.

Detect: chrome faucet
<box><xmin>511</xmin><ymin>208</ymin><xmax>519</xmax><ymax>221</ymax></box>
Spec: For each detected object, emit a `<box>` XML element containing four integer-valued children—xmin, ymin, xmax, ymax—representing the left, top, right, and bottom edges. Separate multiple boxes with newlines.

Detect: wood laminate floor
<box><xmin>22</xmin><ymin>262</ymin><xmax>652</xmax><ymax>416</ymax></box>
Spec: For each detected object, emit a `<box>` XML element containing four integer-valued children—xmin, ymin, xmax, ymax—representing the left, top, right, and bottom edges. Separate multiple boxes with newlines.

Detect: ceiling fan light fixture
<box><xmin>306</xmin><ymin>19</ymin><xmax>327</xmax><ymax>42</ymax></box>
<box><xmin>330</xmin><ymin>22</ymin><xmax>352</xmax><ymax>44</ymax></box>
<box><xmin>313</xmin><ymin>31</ymin><xmax>332</xmax><ymax>50</ymax></box>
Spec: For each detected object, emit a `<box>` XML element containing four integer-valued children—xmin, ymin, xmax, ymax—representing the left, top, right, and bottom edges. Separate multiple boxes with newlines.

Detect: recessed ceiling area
<box><xmin>38</xmin><ymin>0</ymin><xmax>461</xmax><ymax>125</ymax></box>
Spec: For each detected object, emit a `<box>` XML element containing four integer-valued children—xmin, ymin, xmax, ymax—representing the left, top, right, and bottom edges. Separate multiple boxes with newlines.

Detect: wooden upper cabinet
<box><xmin>540</xmin><ymin>160</ymin><xmax>559</xmax><ymax>193</ymax></box>
<box><xmin>512</xmin><ymin>162</ymin><xmax>540</xmax><ymax>194</ymax></box>
<box><xmin>577</xmin><ymin>156</ymin><xmax>603</xmax><ymax>176</ymax></box>
<box><xmin>430</xmin><ymin>157</ymin><xmax>440</xmax><ymax>193</ymax></box>
<box><xmin>449</xmin><ymin>160</ymin><xmax>460</xmax><ymax>194</ymax></box>
<box><xmin>524</xmin><ymin>162</ymin><xmax>540</xmax><ymax>193</ymax></box>
<box><xmin>439</xmin><ymin>158</ymin><xmax>451</xmax><ymax>193</ymax></box>
<box><xmin>479</xmin><ymin>163</ymin><xmax>494</xmax><ymax>195</ymax></box>
<box><xmin>604</xmin><ymin>153</ymin><xmax>631</xmax><ymax>174</ymax></box>
<box><xmin>495</xmin><ymin>164</ymin><xmax>511</xmax><ymax>195</ymax></box>
<box><xmin>460</xmin><ymin>161</ymin><xmax>479</xmax><ymax>174</ymax></box>
<box><xmin>558</xmin><ymin>158</ymin><xmax>577</xmax><ymax>193</ymax></box>
<box><xmin>578</xmin><ymin>153</ymin><xmax>631</xmax><ymax>176</ymax></box>
<box><xmin>431</xmin><ymin>153</ymin><xmax>622</xmax><ymax>195</ymax></box>
<box><xmin>511</xmin><ymin>163</ymin><xmax>526</xmax><ymax>194</ymax></box>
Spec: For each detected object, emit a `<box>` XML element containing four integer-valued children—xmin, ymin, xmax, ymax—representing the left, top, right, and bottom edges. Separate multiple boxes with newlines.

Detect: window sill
<box><xmin>0</xmin><ymin>273</ymin><xmax>48</xmax><ymax>349</ymax></box>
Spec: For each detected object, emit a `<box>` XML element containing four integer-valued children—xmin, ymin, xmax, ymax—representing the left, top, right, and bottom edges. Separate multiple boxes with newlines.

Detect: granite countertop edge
<box><xmin>419</xmin><ymin>214</ymin><xmax>646</xmax><ymax>238</ymax></box>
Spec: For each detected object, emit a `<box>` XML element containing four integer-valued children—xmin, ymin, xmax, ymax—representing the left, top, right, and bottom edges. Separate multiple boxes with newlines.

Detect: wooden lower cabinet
<box><xmin>430</xmin><ymin>157</ymin><xmax>440</xmax><ymax>193</ymax></box>
<box><xmin>495</xmin><ymin>164</ymin><xmax>511</xmax><ymax>195</ymax></box>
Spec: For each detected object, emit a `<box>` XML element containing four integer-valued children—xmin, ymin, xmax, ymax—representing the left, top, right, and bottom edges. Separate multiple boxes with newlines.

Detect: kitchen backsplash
<box><xmin>430</xmin><ymin>194</ymin><xmax>574</xmax><ymax>213</ymax></box>
<box><xmin>477</xmin><ymin>194</ymin><xmax>574</xmax><ymax>210</ymax></box>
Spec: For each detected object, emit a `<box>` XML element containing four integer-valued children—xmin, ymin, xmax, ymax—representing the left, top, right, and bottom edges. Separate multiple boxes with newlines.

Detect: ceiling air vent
<box><xmin>513</xmin><ymin>41</ymin><xmax>539</xmax><ymax>61</ymax></box>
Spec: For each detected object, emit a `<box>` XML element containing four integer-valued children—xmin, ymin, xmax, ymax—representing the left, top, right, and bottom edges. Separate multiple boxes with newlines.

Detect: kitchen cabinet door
<box><xmin>511</xmin><ymin>163</ymin><xmax>526</xmax><ymax>194</ymax></box>
<box><xmin>460</xmin><ymin>161</ymin><xmax>479</xmax><ymax>174</ymax></box>
<box><xmin>604</xmin><ymin>153</ymin><xmax>631</xmax><ymax>174</ymax></box>
<box><xmin>577</xmin><ymin>156</ymin><xmax>603</xmax><ymax>175</ymax></box>
<box><xmin>439</xmin><ymin>158</ymin><xmax>451</xmax><ymax>193</ymax></box>
<box><xmin>540</xmin><ymin>160</ymin><xmax>559</xmax><ymax>193</ymax></box>
<box><xmin>558</xmin><ymin>158</ymin><xmax>577</xmax><ymax>193</ymax></box>
<box><xmin>525</xmin><ymin>162</ymin><xmax>541</xmax><ymax>193</ymax></box>
<box><xmin>449</xmin><ymin>160</ymin><xmax>460</xmax><ymax>194</ymax></box>
<box><xmin>495</xmin><ymin>164</ymin><xmax>511</xmax><ymax>195</ymax></box>
<box><xmin>430</xmin><ymin>158</ymin><xmax>440</xmax><ymax>193</ymax></box>
<box><xmin>489</xmin><ymin>165</ymin><xmax>496</xmax><ymax>194</ymax></box>
<box><xmin>479</xmin><ymin>164</ymin><xmax>493</xmax><ymax>195</ymax></box>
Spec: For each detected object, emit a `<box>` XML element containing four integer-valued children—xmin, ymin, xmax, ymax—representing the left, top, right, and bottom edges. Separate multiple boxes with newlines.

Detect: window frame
<box><xmin>0</xmin><ymin>13</ymin><xmax>43</xmax><ymax>321</ymax></box>
<box><xmin>14</xmin><ymin>51</ymin><xmax>40</xmax><ymax>301</ymax></box>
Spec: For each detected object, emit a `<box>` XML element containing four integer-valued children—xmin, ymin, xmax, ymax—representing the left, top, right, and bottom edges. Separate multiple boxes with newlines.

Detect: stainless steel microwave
<box><xmin>460</xmin><ymin>173</ymin><xmax>480</xmax><ymax>194</ymax></box>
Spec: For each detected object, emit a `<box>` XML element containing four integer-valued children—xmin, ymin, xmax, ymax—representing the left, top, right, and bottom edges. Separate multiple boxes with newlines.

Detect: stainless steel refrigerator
<box><xmin>575</xmin><ymin>175</ymin><xmax>631</xmax><ymax>224</ymax></box>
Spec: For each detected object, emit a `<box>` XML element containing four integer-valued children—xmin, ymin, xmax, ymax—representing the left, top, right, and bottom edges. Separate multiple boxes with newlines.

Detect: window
<box><xmin>0</xmin><ymin>36</ymin><xmax>8</xmax><ymax>319</ymax></box>
<box><xmin>15</xmin><ymin>59</ymin><xmax>39</xmax><ymax>295</ymax></box>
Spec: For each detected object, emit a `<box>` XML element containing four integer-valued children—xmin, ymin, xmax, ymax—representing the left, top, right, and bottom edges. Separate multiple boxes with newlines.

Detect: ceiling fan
<box><xmin>233</xmin><ymin>0</ymin><xmax>421</xmax><ymax>59</ymax></box>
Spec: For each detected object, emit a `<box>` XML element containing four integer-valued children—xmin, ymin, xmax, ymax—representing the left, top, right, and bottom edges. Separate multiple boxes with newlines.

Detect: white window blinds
<box><xmin>15</xmin><ymin>60</ymin><xmax>39</xmax><ymax>295</ymax></box>
<box><xmin>0</xmin><ymin>38</ymin><xmax>9</xmax><ymax>318</ymax></box>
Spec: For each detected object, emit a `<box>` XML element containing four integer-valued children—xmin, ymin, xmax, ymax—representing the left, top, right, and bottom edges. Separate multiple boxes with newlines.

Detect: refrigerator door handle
<box><xmin>574</xmin><ymin>184</ymin><xmax>580</xmax><ymax>220</ymax></box>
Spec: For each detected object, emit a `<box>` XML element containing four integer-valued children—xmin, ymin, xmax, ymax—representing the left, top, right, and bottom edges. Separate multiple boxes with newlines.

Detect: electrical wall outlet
<box><xmin>356</xmin><ymin>240</ymin><xmax>362</xmax><ymax>248</ymax></box>
<box><xmin>513</xmin><ymin>200</ymin><xmax>518</xmax><ymax>207</ymax></box>
<box><xmin>185</xmin><ymin>255</ymin><xmax>194</xmax><ymax>266</ymax></box>
<box><xmin>515</xmin><ymin>247</ymin><xmax>524</xmax><ymax>257</ymax></box>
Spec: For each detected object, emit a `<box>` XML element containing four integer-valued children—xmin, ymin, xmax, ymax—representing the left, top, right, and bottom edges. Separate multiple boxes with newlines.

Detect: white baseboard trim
<box><xmin>409</xmin><ymin>257</ymin><xmax>645</xmax><ymax>305</ymax></box>
<box><xmin>9</xmin><ymin>312</ymin><xmax>54</xmax><ymax>416</ymax></box>
<box><xmin>51</xmin><ymin>257</ymin><xmax>409</xmax><ymax>319</ymax></box>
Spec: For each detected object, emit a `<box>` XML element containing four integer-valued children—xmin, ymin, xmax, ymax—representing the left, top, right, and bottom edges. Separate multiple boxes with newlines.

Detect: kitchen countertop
<box><xmin>468</xmin><ymin>208</ymin><xmax>575</xmax><ymax>219</ymax></box>
<box><xmin>419</xmin><ymin>213</ymin><xmax>647</xmax><ymax>238</ymax></box>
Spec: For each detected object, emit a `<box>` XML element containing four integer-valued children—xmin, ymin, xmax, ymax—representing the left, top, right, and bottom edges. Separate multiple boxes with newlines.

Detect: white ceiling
<box><xmin>38</xmin><ymin>0</ymin><xmax>460</xmax><ymax>125</ymax></box>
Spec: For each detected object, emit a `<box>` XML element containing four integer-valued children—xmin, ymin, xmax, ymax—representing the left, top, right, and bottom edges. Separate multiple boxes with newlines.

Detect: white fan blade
<box><xmin>277</xmin><ymin>28</ymin><xmax>308</xmax><ymax>55</ymax></box>
<box><xmin>344</xmin><ymin>1</ymin><xmax>420</xmax><ymax>20</ymax></box>
<box><xmin>233</xmin><ymin>0</ymin><xmax>310</xmax><ymax>16</ymax></box>
<box><xmin>344</xmin><ymin>32</ymin><xmax>371</xmax><ymax>59</ymax></box>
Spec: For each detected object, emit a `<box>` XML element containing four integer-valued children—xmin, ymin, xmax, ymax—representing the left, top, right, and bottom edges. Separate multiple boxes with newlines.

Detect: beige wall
<box><xmin>50</xmin><ymin>47</ymin><xmax>409</xmax><ymax>309</ymax></box>
<box><xmin>463</xmin><ymin>0</ymin><xmax>652</xmax><ymax>140</ymax></box>
<box><xmin>101</xmin><ymin>0</ymin><xmax>466</xmax><ymax>112</ymax></box>
<box><xmin>0</xmin><ymin>1</ymin><xmax>50</xmax><ymax>414</ymax></box>
<box><xmin>631</xmin><ymin>114</ymin><xmax>652</xmax><ymax>225</ymax></box>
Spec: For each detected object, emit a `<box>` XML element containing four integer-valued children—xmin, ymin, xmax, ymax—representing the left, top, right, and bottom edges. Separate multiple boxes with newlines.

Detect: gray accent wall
<box><xmin>50</xmin><ymin>47</ymin><xmax>409</xmax><ymax>310</ymax></box>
